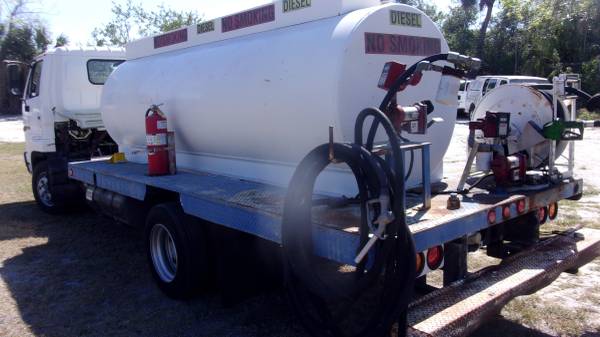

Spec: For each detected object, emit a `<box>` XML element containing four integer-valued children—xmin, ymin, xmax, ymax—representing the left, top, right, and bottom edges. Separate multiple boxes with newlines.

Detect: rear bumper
<box><xmin>407</xmin><ymin>227</ymin><xmax>600</xmax><ymax>337</ymax></box>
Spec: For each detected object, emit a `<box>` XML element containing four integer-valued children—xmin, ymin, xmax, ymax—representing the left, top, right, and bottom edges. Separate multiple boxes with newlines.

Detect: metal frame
<box><xmin>551</xmin><ymin>73</ymin><xmax>580</xmax><ymax>180</ymax></box>
<box><xmin>68</xmin><ymin>160</ymin><xmax>582</xmax><ymax>266</ymax></box>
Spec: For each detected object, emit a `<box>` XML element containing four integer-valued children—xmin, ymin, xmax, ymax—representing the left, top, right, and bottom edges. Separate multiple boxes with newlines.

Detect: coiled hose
<box><xmin>282</xmin><ymin>108</ymin><xmax>416</xmax><ymax>337</ymax></box>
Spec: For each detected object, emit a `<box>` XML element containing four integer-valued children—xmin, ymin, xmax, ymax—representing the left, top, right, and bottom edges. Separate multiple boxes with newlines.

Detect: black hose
<box><xmin>283</xmin><ymin>108</ymin><xmax>416</xmax><ymax>337</ymax></box>
<box><xmin>364</xmin><ymin>54</ymin><xmax>450</xmax><ymax>152</ymax></box>
<box><xmin>528</xmin><ymin>84</ymin><xmax>592</xmax><ymax>101</ymax></box>
<box><xmin>283</xmin><ymin>143</ymin><xmax>389</xmax><ymax>300</ymax></box>
<box><xmin>435</xmin><ymin>174</ymin><xmax>494</xmax><ymax>195</ymax></box>
<box><xmin>363</xmin><ymin>54</ymin><xmax>450</xmax><ymax>184</ymax></box>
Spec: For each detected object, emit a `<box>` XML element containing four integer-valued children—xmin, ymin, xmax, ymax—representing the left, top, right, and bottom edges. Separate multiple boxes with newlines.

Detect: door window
<box><xmin>27</xmin><ymin>61</ymin><xmax>43</xmax><ymax>98</ymax></box>
<box><xmin>87</xmin><ymin>59</ymin><xmax>124</xmax><ymax>85</ymax></box>
<box><xmin>483</xmin><ymin>79</ymin><xmax>497</xmax><ymax>95</ymax></box>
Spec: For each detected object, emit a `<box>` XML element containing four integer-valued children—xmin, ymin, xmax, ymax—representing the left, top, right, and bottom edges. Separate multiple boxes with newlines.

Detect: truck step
<box><xmin>406</xmin><ymin>227</ymin><xmax>600</xmax><ymax>337</ymax></box>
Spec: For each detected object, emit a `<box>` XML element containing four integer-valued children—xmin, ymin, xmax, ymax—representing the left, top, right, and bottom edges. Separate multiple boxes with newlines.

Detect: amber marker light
<box><xmin>538</xmin><ymin>207</ymin><xmax>548</xmax><ymax>224</ymax></box>
<box><xmin>517</xmin><ymin>199</ymin><xmax>526</xmax><ymax>214</ymax></box>
<box><xmin>502</xmin><ymin>205</ymin><xmax>511</xmax><ymax>219</ymax></box>
<box><xmin>548</xmin><ymin>202</ymin><xmax>558</xmax><ymax>221</ymax></box>
<box><xmin>488</xmin><ymin>209</ymin><xmax>497</xmax><ymax>224</ymax></box>
<box><xmin>416</xmin><ymin>252</ymin><xmax>425</xmax><ymax>275</ymax></box>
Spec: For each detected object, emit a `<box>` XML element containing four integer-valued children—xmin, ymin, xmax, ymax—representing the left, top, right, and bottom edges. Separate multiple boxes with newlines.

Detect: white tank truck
<box><xmin>8</xmin><ymin>1</ymin><xmax>600</xmax><ymax>336</ymax></box>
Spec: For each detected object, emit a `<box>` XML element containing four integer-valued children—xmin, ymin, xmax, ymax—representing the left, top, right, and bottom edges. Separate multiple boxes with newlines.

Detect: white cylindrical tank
<box><xmin>472</xmin><ymin>84</ymin><xmax>568</xmax><ymax>168</ymax></box>
<box><xmin>101</xmin><ymin>1</ymin><xmax>455</xmax><ymax>195</ymax></box>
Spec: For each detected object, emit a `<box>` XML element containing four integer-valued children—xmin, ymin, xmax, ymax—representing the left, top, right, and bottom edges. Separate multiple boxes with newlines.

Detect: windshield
<box><xmin>87</xmin><ymin>59</ymin><xmax>125</xmax><ymax>85</ymax></box>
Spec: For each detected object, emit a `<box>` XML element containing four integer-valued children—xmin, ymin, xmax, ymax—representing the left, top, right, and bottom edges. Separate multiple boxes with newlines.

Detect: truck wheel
<box><xmin>32</xmin><ymin>161</ymin><xmax>67</xmax><ymax>214</ymax></box>
<box><xmin>145</xmin><ymin>202</ymin><xmax>211</xmax><ymax>300</ymax></box>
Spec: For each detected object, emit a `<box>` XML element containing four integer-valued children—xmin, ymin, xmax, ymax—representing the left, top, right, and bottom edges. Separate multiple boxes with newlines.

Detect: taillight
<box><xmin>502</xmin><ymin>205</ymin><xmax>511</xmax><ymax>219</ymax></box>
<box><xmin>517</xmin><ymin>199</ymin><xmax>526</xmax><ymax>214</ymax></box>
<box><xmin>426</xmin><ymin>246</ymin><xmax>444</xmax><ymax>270</ymax></box>
<box><xmin>488</xmin><ymin>209</ymin><xmax>497</xmax><ymax>224</ymax></box>
<box><xmin>416</xmin><ymin>252</ymin><xmax>425</xmax><ymax>275</ymax></box>
<box><xmin>548</xmin><ymin>202</ymin><xmax>558</xmax><ymax>220</ymax></box>
<box><xmin>538</xmin><ymin>207</ymin><xmax>548</xmax><ymax>224</ymax></box>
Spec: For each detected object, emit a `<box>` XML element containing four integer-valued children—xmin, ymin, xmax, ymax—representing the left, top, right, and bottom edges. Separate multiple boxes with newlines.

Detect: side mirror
<box><xmin>587</xmin><ymin>93</ymin><xmax>600</xmax><ymax>112</ymax></box>
<box><xmin>6</xmin><ymin>63</ymin><xmax>24</xmax><ymax>97</ymax></box>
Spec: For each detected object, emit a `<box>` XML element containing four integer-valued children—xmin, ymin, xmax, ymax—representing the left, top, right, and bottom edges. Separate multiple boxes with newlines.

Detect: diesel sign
<box><xmin>283</xmin><ymin>0</ymin><xmax>312</xmax><ymax>13</ymax></box>
<box><xmin>390</xmin><ymin>10</ymin><xmax>422</xmax><ymax>28</ymax></box>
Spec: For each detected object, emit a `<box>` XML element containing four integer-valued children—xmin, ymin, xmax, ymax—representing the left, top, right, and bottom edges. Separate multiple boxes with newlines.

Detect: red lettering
<box><xmin>364</xmin><ymin>33</ymin><xmax>441</xmax><ymax>56</ymax></box>
<box><xmin>222</xmin><ymin>5</ymin><xmax>275</xmax><ymax>33</ymax></box>
<box><xmin>154</xmin><ymin>29</ymin><xmax>188</xmax><ymax>49</ymax></box>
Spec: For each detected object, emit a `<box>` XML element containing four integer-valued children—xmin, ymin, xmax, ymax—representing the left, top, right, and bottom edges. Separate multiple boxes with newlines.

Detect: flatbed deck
<box><xmin>69</xmin><ymin>160</ymin><xmax>583</xmax><ymax>264</ymax></box>
<box><xmin>68</xmin><ymin>160</ymin><xmax>599</xmax><ymax>337</ymax></box>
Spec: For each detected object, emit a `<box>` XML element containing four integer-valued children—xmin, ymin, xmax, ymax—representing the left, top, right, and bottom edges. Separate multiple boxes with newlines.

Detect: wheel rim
<box><xmin>150</xmin><ymin>223</ymin><xmax>178</xmax><ymax>283</ymax></box>
<box><xmin>37</xmin><ymin>174</ymin><xmax>54</xmax><ymax>207</ymax></box>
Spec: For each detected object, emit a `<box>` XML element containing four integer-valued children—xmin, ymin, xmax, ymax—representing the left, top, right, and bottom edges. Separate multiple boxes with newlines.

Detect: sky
<box><xmin>36</xmin><ymin>0</ymin><xmax>455</xmax><ymax>46</ymax></box>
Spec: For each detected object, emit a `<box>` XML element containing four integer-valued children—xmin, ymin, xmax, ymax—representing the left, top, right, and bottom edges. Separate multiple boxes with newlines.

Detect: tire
<box><xmin>468</xmin><ymin>104</ymin><xmax>476</xmax><ymax>120</ymax></box>
<box><xmin>145</xmin><ymin>202</ymin><xmax>211</xmax><ymax>300</ymax></box>
<box><xmin>32</xmin><ymin>161</ymin><xmax>68</xmax><ymax>214</ymax></box>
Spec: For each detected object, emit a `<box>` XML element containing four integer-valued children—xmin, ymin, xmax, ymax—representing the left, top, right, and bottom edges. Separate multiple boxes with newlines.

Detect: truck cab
<box><xmin>9</xmin><ymin>47</ymin><xmax>125</xmax><ymax>213</ymax></box>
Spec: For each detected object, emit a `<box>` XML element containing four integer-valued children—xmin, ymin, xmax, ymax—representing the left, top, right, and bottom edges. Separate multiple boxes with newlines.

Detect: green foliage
<box><xmin>54</xmin><ymin>34</ymin><xmax>68</xmax><ymax>48</ymax></box>
<box><xmin>93</xmin><ymin>0</ymin><xmax>201</xmax><ymax>47</ymax></box>
<box><xmin>0</xmin><ymin>1</ymin><xmax>67</xmax><ymax>63</ymax></box>
<box><xmin>396</xmin><ymin>0</ymin><xmax>445</xmax><ymax>25</ymax></box>
<box><xmin>582</xmin><ymin>58</ymin><xmax>600</xmax><ymax>94</ymax></box>
<box><xmin>438</xmin><ymin>0</ymin><xmax>600</xmax><ymax>93</ymax></box>
<box><xmin>33</xmin><ymin>25</ymin><xmax>50</xmax><ymax>52</ymax></box>
<box><xmin>442</xmin><ymin>5</ymin><xmax>478</xmax><ymax>55</ymax></box>
<box><xmin>0</xmin><ymin>24</ymin><xmax>37</xmax><ymax>61</ymax></box>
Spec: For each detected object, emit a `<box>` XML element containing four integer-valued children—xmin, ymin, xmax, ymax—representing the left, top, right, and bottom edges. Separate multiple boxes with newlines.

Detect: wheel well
<box><xmin>30</xmin><ymin>151</ymin><xmax>48</xmax><ymax>170</ymax></box>
<box><xmin>145</xmin><ymin>187</ymin><xmax>180</xmax><ymax>208</ymax></box>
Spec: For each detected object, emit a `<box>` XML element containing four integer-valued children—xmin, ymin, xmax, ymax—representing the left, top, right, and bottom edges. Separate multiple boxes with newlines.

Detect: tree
<box><xmin>582</xmin><ymin>57</ymin><xmax>600</xmax><ymax>94</ymax></box>
<box><xmin>461</xmin><ymin>0</ymin><xmax>497</xmax><ymax>59</ymax></box>
<box><xmin>396</xmin><ymin>0</ymin><xmax>445</xmax><ymax>25</ymax></box>
<box><xmin>55</xmin><ymin>33</ymin><xmax>68</xmax><ymax>48</ymax></box>
<box><xmin>93</xmin><ymin>0</ymin><xmax>201</xmax><ymax>47</ymax></box>
<box><xmin>0</xmin><ymin>24</ymin><xmax>37</xmax><ymax>61</ymax></box>
<box><xmin>0</xmin><ymin>0</ymin><xmax>48</xmax><ymax>61</ymax></box>
<box><xmin>442</xmin><ymin>5</ymin><xmax>478</xmax><ymax>56</ymax></box>
<box><xmin>34</xmin><ymin>25</ymin><xmax>50</xmax><ymax>52</ymax></box>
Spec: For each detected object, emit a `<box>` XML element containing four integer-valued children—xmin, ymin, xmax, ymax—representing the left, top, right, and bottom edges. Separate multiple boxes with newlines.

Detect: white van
<box><xmin>458</xmin><ymin>80</ymin><xmax>470</xmax><ymax>115</ymax></box>
<box><xmin>465</xmin><ymin>75</ymin><xmax>549</xmax><ymax>118</ymax></box>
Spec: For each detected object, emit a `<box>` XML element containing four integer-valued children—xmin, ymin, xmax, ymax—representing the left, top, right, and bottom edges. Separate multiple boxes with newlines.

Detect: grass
<box><xmin>503</xmin><ymin>296</ymin><xmax>590</xmax><ymax>336</ymax></box>
<box><xmin>578</xmin><ymin>108</ymin><xmax>600</xmax><ymax>120</ymax></box>
<box><xmin>0</xmin><ymin>141</ymin><xmax>306</xmax><ymax>337</ymax></box>
<box><xmin>0</xmin><ymin>142</ymin><xmax>30</xmax><ymax>203</ymax></box>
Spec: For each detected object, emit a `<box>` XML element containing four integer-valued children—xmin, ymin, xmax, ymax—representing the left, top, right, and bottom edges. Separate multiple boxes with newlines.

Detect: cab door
<box><xmin>23</xmin><ymin>60</ymin><xmax>44</xmax><ymax>143</ymax></box>
<box><xmin>482</xmin><ymin>78</ymin><xmax>498</xmax><ymax>97</ymax></box>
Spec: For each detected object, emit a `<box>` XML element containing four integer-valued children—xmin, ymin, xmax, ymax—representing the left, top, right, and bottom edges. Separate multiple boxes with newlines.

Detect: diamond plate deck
<box><xmin>406</xmin><ymin>228</ymin><xmax>600</xmax><ymax>337</ymax></box>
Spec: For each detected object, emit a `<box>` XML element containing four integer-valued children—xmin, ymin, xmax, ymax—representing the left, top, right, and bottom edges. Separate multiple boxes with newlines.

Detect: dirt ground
<box><xmin>0</xmin><ymin>117</ymin><xmax>599</xmax><ymax>337</ymax></box>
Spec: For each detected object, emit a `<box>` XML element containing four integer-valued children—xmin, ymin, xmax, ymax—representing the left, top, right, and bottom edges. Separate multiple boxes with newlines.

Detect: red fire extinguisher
<box><xmin>145</xmin><ymin>105</ymin><xmax>170</xmax><ymax>176</ymax></box>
